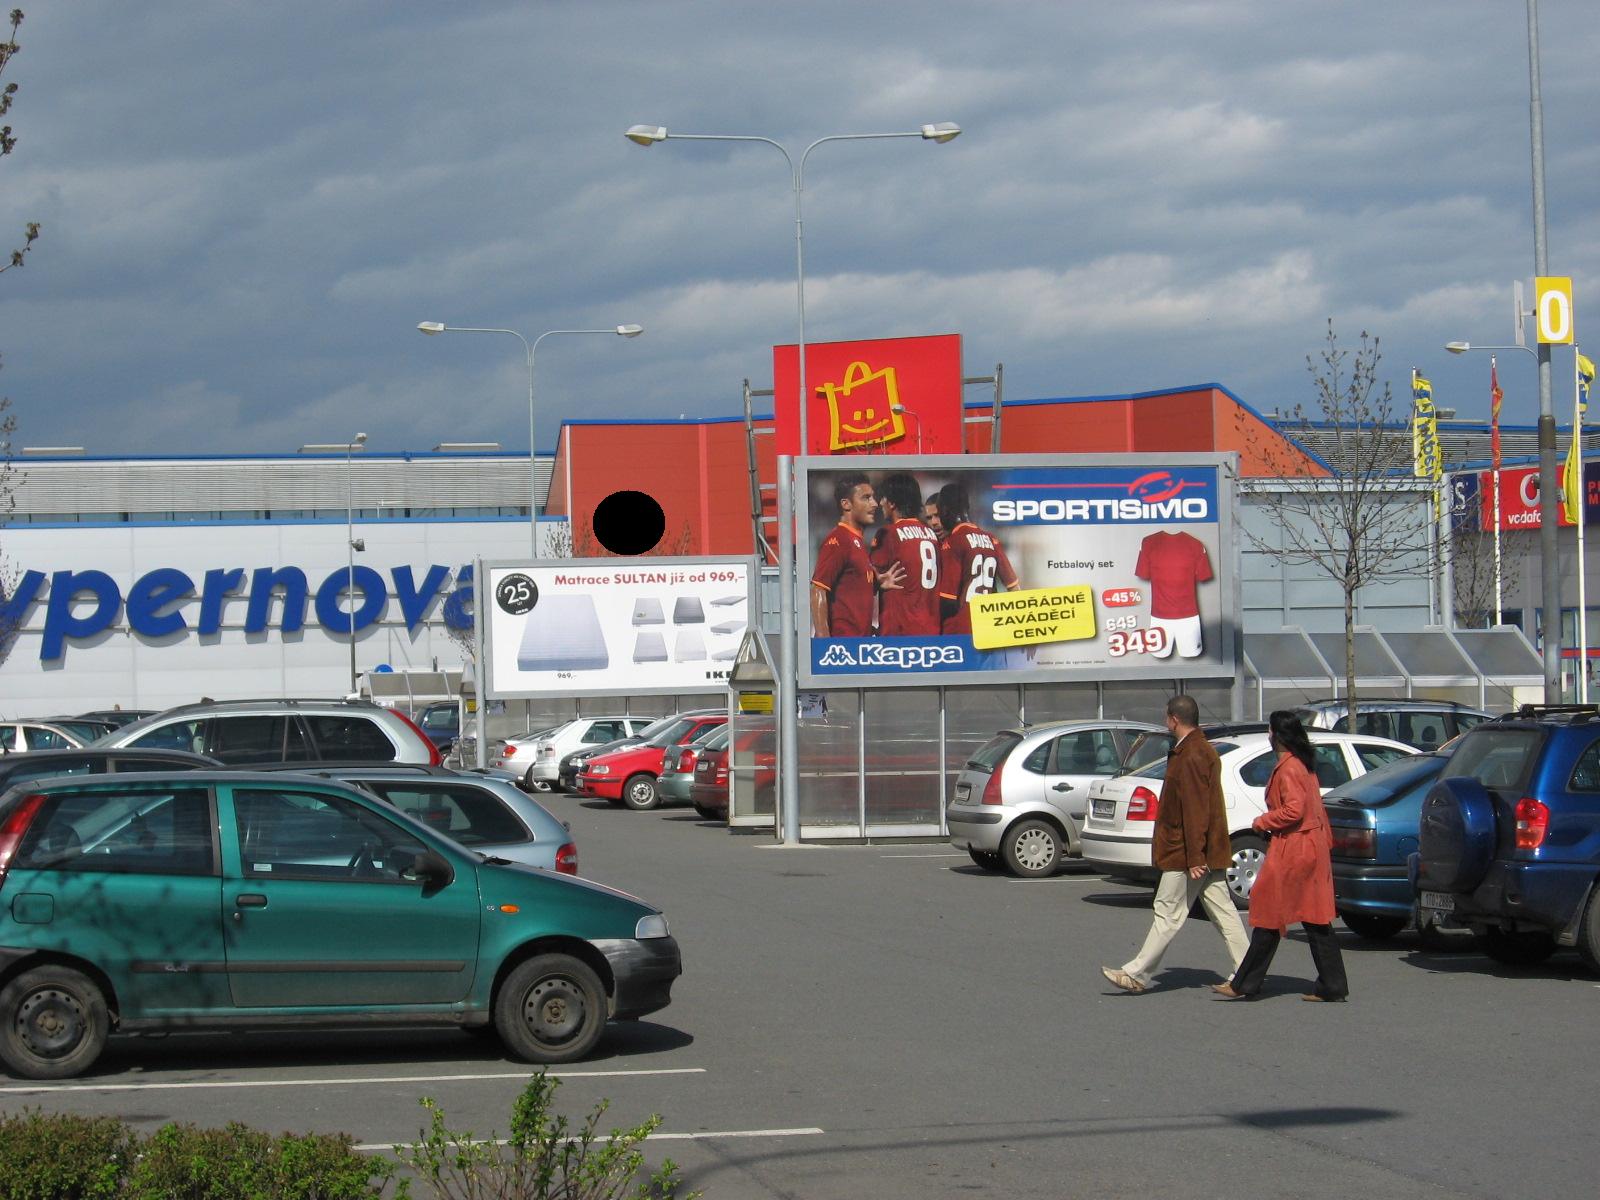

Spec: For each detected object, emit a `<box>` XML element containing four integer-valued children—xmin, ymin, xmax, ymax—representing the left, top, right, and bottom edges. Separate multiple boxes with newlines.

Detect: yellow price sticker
<box><xmin>738</xmin><ymin>691</ymin><xmax>774</xmax><ymax>714</ymax></box>
<box><xmin>969</xmin><ymin>586</ymin><xmax>1096</xmax><ymax>651</ymax></box>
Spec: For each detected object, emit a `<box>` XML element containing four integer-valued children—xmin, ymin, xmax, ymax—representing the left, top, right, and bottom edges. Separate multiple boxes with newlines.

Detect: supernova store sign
<box><xmin>798</xmin><ymin>455</ymin><xmax>1235</xmax><ymax>687</ymax></box>
<box><xmin>482</xmin><ymin>557</ymin><xmax>755</xmax><ymax>699</ymax></box>
<box><xmin>2</xmin><ymin>563</ymin><xmax>477</xmax><ymax>661</ymax></box>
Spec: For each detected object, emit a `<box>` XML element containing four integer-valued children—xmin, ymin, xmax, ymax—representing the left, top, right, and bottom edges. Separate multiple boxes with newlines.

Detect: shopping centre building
<box><xmin>0</xmin><ymin>342</ymin><xmax>1560</xmax><ymax>836</ymax></box>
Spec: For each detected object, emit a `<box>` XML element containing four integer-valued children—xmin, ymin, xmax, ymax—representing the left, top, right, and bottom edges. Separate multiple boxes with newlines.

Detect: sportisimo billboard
<box><xmin>798</xmin><ymin>454</ymin><xmax>1236</xmax><ymax>687</ymax></box>
<box><xmin>481</xmin><ymin>557</ymin><xmax>756</xmax><ymax>699</ymax></box>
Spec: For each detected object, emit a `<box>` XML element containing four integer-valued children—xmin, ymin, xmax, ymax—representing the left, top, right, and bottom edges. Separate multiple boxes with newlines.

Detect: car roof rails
<box><xmin>1506</xmin><ymin>703</ymin><xmax>1600</xmax><ymax>723</ymax></box>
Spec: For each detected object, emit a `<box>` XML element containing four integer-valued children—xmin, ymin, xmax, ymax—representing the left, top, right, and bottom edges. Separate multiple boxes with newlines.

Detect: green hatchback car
<box><xmin>0</xmin><ymin>771</ymin><xmax>681</xmax><ymax>1079</ymax></box>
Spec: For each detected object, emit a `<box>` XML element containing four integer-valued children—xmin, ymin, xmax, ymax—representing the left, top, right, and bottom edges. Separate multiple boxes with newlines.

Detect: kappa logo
<box><xmin>818</xmin><ymin>642</ymin><xmax>966</xmax><ymax>670</ymax></box>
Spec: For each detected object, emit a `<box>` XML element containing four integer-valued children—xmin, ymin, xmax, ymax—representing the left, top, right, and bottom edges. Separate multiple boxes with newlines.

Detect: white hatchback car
<box><xmin>1079</xmin><ymin>729</ymin><xmax>1416</xmax><ymax>907</ymax></box>
<box><xmin>947</xmin><ymin>719</ymin><xmax>1164</xmax><ymax>877</ymax></box>
<box><xmin>493</xmin><ymin>716</ymin><xmax>654</xmax><ymax>790</ymax></box>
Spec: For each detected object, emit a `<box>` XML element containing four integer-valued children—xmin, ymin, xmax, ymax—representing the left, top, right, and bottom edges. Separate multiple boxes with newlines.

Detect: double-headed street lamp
<box><xmin>417</xmin><ymin>322</ymin><xmax>644</xmax><ymax>557</ymax></box>
<box><xmin>625</xmin><ymin>120</ymin><xmax>961</xmax><ymax>844</ymax></box>
<box><xmin>298</xmin><ymin>431</ymin><xmax>368</xmax><ymax>694</ymax></box>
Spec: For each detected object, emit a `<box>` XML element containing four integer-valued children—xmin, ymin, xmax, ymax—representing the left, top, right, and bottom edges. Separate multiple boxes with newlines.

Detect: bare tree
<box><xmin>0</xmin><ymin>9</ymin><xmax>38</xmax><ymax>667</ymax></box>
<box><xmin>1446</xmin><ymin>481</ymin><xmax>1526</xmax><ymax>630</ymax></box>
<box><xmin>1238</xmin><ymin>320</ymin><xmax>1435</xmax><ymax>715</ymax></box>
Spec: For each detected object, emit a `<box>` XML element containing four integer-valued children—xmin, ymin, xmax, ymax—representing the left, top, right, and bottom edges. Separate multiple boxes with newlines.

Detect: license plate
<box><xmin>1419</xmin><ymin>891</ymin><xmax>1455</xmax><ymax>914</ymax></box>
<box><xmin>1091</xmin><ymin>799</ymin><xmax>1115</xmax><ymax>820</ymax></box>
<box><xmin>955</xmin><ymin>784</ymin><xmax>971</xmax><ymax>802</ymax></box>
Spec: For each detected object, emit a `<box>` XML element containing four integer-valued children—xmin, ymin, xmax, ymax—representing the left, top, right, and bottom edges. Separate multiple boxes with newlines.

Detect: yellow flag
<box><xmin>1563</xmin><ymin>424</ymin><xmax>1584</xmax><ymax>525</ymax></box>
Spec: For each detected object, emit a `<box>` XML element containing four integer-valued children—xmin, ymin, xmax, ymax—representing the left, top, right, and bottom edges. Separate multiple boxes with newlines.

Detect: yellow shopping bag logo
<box><xmin>821</xmin><ymin>360</ymin><xmax>906</xmax><ymax>451</ymax></box>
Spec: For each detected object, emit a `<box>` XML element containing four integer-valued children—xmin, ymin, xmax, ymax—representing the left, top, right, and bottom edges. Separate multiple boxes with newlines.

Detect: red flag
<box><xmin>1491</xmin><ymin>358</ymin><xmax>1503</xmax><ymax>471</ymax></box>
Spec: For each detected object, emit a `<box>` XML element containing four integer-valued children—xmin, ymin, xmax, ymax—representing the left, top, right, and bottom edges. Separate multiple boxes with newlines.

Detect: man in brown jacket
<box><xmin>1101</xmin><ymin>694</ymin><xmax>1249</xmax><ymax>993</ymax></box>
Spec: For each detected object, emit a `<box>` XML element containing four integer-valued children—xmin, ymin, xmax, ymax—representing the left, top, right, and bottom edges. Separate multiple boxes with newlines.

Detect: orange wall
<box><xmin>550</xmin><ymin>389</ymin><xmax>1327</xmax><ymax>557</ymax></box>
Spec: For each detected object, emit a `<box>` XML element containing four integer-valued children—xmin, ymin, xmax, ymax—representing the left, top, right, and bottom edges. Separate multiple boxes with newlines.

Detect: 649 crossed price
<box><xmin>1106</xmin><ymin>627</ymin><xmax>1168</xmax><ymax>657</ymax></box>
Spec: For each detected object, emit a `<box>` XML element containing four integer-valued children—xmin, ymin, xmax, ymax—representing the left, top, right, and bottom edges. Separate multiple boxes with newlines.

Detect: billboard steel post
<box><xmin>777</xmin><ymin>459</ymin><xmax>800</xmax><ymax>843</ymax></box>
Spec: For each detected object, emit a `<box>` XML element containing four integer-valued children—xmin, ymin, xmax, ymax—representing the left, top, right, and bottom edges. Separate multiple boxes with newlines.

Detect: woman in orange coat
<box><xmin>1212</xmin><ymin>710</ymin><xmax>1349</xmax><ymax>1002</ymax></box>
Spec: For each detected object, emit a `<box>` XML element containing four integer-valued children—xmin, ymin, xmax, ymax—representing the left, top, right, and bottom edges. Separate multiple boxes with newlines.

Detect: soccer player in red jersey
<box><xmin>935</xmin><ymin>484</ymin><xmax>1020</xmax><ymax>635</ymax></box>
<box><xmin>810</xmin><ymin>474</ymin><xmax>879</xmax><ymax>637</ymax></box>
<box><xmin>870</xmin><ymin>472</ymin><xmax>946</xmax><ymax>636</ymax></box>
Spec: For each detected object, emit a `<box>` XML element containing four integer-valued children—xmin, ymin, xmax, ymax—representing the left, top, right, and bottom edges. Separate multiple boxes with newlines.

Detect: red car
<box><xmin>689</xmin><ymin>724</ymin><xmax>732</xmax><ymax>821</ymax></box>
<box><xmin>579</xmin><ymin>711</ymin><xmax>727</xmax><ymax>810</ymax></box>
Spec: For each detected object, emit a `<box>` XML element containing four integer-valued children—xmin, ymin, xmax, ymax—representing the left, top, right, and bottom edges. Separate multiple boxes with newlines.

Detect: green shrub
<box><xmin>123</xmin><ymin>1121</ymin><xmax>392</xmax><ymax>1200</ymax></box>
<box><xmin>397</xmin><ymin>1071</ymin><xmax>693</xmax><ymax>1199</ymax></box>
<box><xmin>0</xmin><ymin>1108</ymin><xmax>135</xmax><ymax>1200</ymax></box>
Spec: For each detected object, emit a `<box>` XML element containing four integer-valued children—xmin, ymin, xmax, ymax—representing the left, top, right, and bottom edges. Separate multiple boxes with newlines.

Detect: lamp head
<box><xmin>417</xmin><ymin>322</ymin><xmax>446</xmax><ymax>335</ymax></box>
<box><xmin>350</xmin><ymin>538</ymin><xmax>365</xmax><ymax>552</ymax></box>
<box><xmin>625</xmin><ymin>125</ymin><xmax>668</xmax><ymax>146</ymax></box>
<box><xmin>1445</xmin><ymin>341</ymin><xmax>1471</xmax><ymax>355</ymax></box>
<box><xmin>920</xmin><ymin>122</ymin><xmax>962</xmax><ymax>143</ymax></box>
<box><xmin>616</xmin><ymin>324</ymin><xmax>644</xmax><ymax>338</ymax></box>
<box><xmin>353</xmin><ymin>432</ymin><xmax>368</xmax><ymax>446</ymax></box>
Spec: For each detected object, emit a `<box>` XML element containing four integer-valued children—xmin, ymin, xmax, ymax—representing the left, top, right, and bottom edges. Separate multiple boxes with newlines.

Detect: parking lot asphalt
<box><xmin>6</xmin><ymin>792</ymin><xmax>1600</xmax><ymax>1198</ymax></box>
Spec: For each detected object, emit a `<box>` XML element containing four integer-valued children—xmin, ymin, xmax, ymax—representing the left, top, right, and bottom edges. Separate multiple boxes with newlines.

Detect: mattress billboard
<box><xmin>481</xmin><ymin>557</ymin><xmax>757</xmax><ymax>699</ymax></box>
<box><xmin>797</xmin><ymin>454</ymin><xmax>1236</xmax><ymax>687</ymax></box>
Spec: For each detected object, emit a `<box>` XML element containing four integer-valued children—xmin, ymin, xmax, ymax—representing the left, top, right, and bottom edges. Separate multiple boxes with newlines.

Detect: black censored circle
<box><xmin>495</xmin><ymin>573</ymin><xmax>540</xmax><ymax>615</ymax></box>
<box><xmin>592</xmin><ymin>490</ymin><xmax>666</xmax><ymax>556</ymax></box>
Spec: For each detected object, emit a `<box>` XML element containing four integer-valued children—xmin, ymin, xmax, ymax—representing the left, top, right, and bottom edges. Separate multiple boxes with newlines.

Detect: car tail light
<box><xmin>1330</xmin><ymin>826</ymin><xmax>1376</xmax><ymax>859</ymax></box>
<box><xmin>0</xmin><ymin>794</ymin><xmax>49</xmax><ymax>891</ymax></box>
<box><xmin>501</xmin><ymin>744</ymin><xmax>518</xmax><ymax>758</ymax></box>
<box><xmin>1125</xmin><ymin>785</ymin><xmax>1160</xmax><ymax>821</ymax></box>
<box><xmin>555</xmin><ymin>842</ymin><xmax>578</xmax><ymax>875</ymax></box>
<box><xmin>981</xmin><ymin>770</ymin><xmax>1005</xmax><ymax>806</ymax></box>
<box><xmin>680</xmin><ymin>750</ymin><xmax>698</xmax><ymax>773</ymax></box>
<box><xmin>393</xmin><ymin>709</ymin><xmax>443</xmax><ymax>766</ymax></box>
<box><xmin>1514</xmin><ymin>797</ymin><xmax>1550</xmax><ymax>850</ymax></box>
<box><xmin>715</xmin><ymin>766</ymin><xmax>728</xmax><ymax>784</ymax></box>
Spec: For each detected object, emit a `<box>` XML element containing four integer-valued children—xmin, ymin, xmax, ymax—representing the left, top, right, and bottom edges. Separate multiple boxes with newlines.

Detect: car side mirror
<box><xmin>408</xmin><ymin>848</ymin><xmax>455</xmax><ymax>888</ymax></box>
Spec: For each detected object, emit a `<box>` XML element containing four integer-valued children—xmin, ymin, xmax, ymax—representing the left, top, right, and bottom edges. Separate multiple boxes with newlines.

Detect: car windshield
<box><xmin>418</xmin><ymin>707</ymin><xmax>458</xmax><ymax>731</ymax></box>
<box><xmin>1324</xmin><ymin>752</ymin><xmax>1444</xmax><ymax>803</ymax></box>
<box><xmin>701</xmin><ymin>724</ymin><xmax>731</xmax><ymax>751</ymax></box>
<box><xmin>1120</xmin><ymin>731</ymin><xmax>1174</xmax><ymax>775</ymax></box>
<box><xmin>966</xmin><ymin>733</ymin><xmax>1021</xmax><ymax>771</ymax></box>
<box><xmin>1443</xmin><ymin>727</ymin><xmax>1545</xmax><ymax>794</ymax></box>
<box><xmin>637</xmin><ymin>715</ymin><xmax>681</xmax><ymax>739</ymax></box>
<box><xmin>646</xmin><ymin>717</ymin><xmax>699</xmax><ymax>747</ymax></box>
<box><xmin>1134</xmin><ymin>740</ymin><xmax>1237</xmax><ymax>780</ymax></box>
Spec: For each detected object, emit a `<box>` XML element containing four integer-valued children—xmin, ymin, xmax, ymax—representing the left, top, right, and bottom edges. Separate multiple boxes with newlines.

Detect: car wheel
<box><xmin>1001</xmin><ymin>819</ymin><xmax>1061</xmax><ymax>878</ymax></box>
<box><xmin>1341</xmin><ymin>912</ymin><xmax>1406</xmax><ymax>941</ymax></box>
<box><xmin>493</xmin><ymin>954</ymin><xmax>607</xmax><ymax>1064</ymax></box>
<box><xmin>693</xmin><ymin>802</ymin><xmax>720</xmax><ymax>821</ymax></box>
<box><xmin>0</xmin><ymin>965</ymin><xmax>110</xmax><ymax>1080</ymax></box>
<box><xmin>1578</xmin><ymin>889</ymin><xmax>1600</xmax><ymax>974</ymax></box>
<box><xmin>1224</xmin><ymin>834</ymin><xmax>1267</xmax><ymax>909</ymax></box>
<box><xmin>1477</xmin><ymin>926</ymin><xmax>1558</xmax><ymax>966</ymax></box>
<box><xmin>621</xmin><ymin>774</ymin><xmax>660</xmax><ymax>811</ymax></box>
<box><xmin>967</xmin><ymin>848</ymin><xmax>1005</xmax><ymax>872</ymax></box>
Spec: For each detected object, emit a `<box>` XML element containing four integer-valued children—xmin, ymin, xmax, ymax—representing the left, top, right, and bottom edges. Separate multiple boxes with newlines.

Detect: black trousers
<box><xmin>1231</xmin><ymin>923</ymin><xmax>1348</xmax><ymax>999</ymax></box>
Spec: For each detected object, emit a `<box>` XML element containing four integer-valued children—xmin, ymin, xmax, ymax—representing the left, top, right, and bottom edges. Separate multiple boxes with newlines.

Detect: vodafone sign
<box><xmin>1479</xmin><ymin>464</ymin><xmax>1589</xmax><ymax>530</ymax></box>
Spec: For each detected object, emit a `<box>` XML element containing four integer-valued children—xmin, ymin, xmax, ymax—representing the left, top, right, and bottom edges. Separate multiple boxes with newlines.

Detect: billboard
<box><xmin>482</xmin><ymin>557</ymin><xmax>756</xmax><ymax>699</ymax></box>
<box><xmin>1457</xmin><ymin>464</ymin><xmax>1594</xmax><ymax>530</ymax></box>
<box><xmin>772</xmin><ymin>334</ymin><xmax>964</xmax><ymax>456</ymax></box>
<box><xmin>797</xmin><ymin>454</ymin><xmax>1236</xmax><ymax>687</ymax></box>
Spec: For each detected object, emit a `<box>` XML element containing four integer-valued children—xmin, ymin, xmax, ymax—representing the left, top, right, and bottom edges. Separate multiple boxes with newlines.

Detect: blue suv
<box><xmin>1413</xmin><ymin>706</ymin><xmax>1600</xmax><ymax>968</ymax></box>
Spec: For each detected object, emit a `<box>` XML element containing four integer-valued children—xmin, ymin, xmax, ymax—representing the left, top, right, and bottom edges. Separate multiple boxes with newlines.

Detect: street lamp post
<box><xmin>298</xmin><ymin>433</ymin><xmax>368</xmax><ymax>694</ymax></box>
<box><xmin>625</xmin><ymin>121</ymin><xmax>961</xmax><ymax>845</ymax></box>
<box><xmin>417</xmin><ymin>322</ymin><xmax>644</xmax><ymax>557</ymax></box>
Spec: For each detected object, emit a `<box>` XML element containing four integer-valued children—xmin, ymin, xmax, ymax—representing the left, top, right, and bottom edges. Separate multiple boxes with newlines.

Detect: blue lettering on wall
<box><xmin>314</xmin><ymin>565</ymin><xmax>388</xmax><ymax>633</ymax></box>
<box><xmin>392</xmin><ymin>564</ymin><xmax>451</xmax><ymax>629</ymax></box>
<box><xmin>245</xmin><ymin>567</ymin><xmax>310</xmax><ymax>634</ymax></box>
<box><xmin>126</xmin><ymin>568</ymin><xmax>196</xmax><ymax>638</ymax></box>
<box><xmin>198</xmin><ymin>568</ymin><xmax>246</xmax><ymax>634</ymax></box>
<box><xmin>41</xmin><ymin>570</ymin><xmax>122</xmax><ymax>660</ymax></box>
<box><xmin>10</xmin><ymin>562</ymin><xmax>475</xmax><ymax>660</ymax></box>
<box><xmin>443</xmin><ymin>564</ymin><xmax>474</xmax><ymax>631</ymax></box>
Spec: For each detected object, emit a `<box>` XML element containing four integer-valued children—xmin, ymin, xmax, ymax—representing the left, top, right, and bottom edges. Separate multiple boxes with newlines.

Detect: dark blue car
<box><xmin>1326</xmin><ymin>751</ymin><xmax>1449</xmax><ymax>939</ymax></box>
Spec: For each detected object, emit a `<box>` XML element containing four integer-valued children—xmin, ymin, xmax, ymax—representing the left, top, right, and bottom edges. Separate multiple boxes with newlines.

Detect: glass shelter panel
<box><xmin>943</xmin><ymin>686</ymin><xmax>1022</xmax><ymax>791</ymax></box>
<box><xmin>1020</xmin><ymin>683</ymin><xmax>1101</xmax><ymax>725</ymax></box>
<box><xmin>729</xmin><ymin>709</ymin><xmax>777</xmax><ymax>828</ymax></box>
<box><xmin>798</xmin><ymin>690</ymin><xmax>861</xmax><ymax>830</ymax></box>
<box><xmin>864</xmin><ymin>687</ymin><xmax>943</xmax><ymax>830</ymax></box>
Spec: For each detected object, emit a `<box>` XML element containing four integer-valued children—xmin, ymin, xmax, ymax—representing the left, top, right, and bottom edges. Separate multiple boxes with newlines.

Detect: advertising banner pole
<box><xmin>473</xmin><ymin>555</ymin><xmax>488</xmax><ymax>768</ymax></box>
<box><xmin>777</xmin><ymin>457</ymin><xmax>800</xmax><ymax>844</ymax></box>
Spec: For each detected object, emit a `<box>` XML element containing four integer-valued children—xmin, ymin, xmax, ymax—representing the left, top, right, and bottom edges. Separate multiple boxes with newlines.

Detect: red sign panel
<box><xmin>1478</xmin><ymin>466</ymin><xmax>1579</xmax><ymax>530</ymax></box>
<box><xmin>773</xmin><ymin>333</ymin><xmax>963</xmax><ymax>456</ymax></box>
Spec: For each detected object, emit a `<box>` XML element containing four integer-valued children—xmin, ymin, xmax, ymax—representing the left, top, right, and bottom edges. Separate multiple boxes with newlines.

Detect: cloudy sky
<box><xmin>1</xmin><ymin>1</ymin><xmax>1597</xmax><ymax>457</ymax></box>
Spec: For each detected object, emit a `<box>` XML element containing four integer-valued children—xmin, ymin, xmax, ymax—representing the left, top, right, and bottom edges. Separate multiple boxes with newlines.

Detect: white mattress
<box><xmin>516</xmin><ymin>594</ymin><xmax>610</xmax><ymax>672</ymax></box>
<box><xmin>672</xmin><ymin>596</ymin><xmax>706</xmax><ymax>624</ymax></box>
<box><xmin>632</xmin><ymin>631</ymin><xmax>669</xmax><ymax>663</ymax></box>
<box><xmin>631</xmin><ymin>597</ymin><xmax>665</xmax><ymax>625</ymax></box>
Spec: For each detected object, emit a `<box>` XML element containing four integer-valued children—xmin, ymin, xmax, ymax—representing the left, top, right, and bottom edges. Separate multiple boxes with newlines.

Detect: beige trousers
<box><xmin>1121</xmin><ymin>868</ymin><xmax>1250</xmax><ymax>987</ymax></box>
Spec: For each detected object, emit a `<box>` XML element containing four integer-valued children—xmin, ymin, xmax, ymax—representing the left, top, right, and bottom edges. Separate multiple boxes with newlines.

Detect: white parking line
<box><xmin>881</xmin><ymin>852</ymin><xmax>966</xmax><ymax>859</ymax></box>
<box><xmin>0</xmin><ymin>1067</ymin><xmax>706</xmax><ymax>1095</ymax></box>
<box><xmin>354</xmin><ymin>1127</ymin><xmax>825</xmax><ymax>1152</ymax></box>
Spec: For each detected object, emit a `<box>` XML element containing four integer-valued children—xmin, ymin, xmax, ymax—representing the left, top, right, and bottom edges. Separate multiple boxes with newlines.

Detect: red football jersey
<box><xmin>941</xmin><ymin>521</ymin><xmax>1019</xmax><ymax>635</ymax></box>
<box><xmin>811</xmin><ymin>523</ymin><xmax>876</xmax><ymax>636</ymax></box>
<box><xmin>870</xmin><ymin>518</ymin><xmax>945</xmax><ymax>636</ymax></box>
<box><xmin>1135</xmin><ymin>530</ymin><xmax>1212</xmax><ymax>619</ymax></box>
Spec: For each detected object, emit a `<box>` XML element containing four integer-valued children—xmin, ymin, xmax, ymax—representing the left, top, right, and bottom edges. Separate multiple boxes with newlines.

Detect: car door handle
<box><xmin>1051</xmin><ymin>783</ymin><xmax>1073</xmax><ymax>792</ymax></box>
<box><xmin>234</xmin><ymin>893</ymin><xmax>268</xmax><ymax>908</ymax></box>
